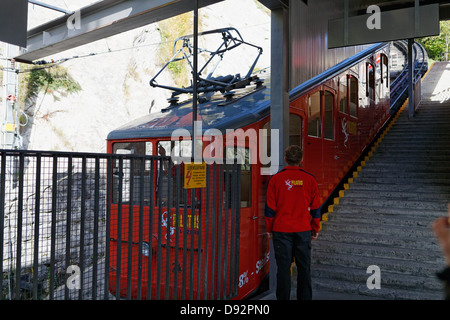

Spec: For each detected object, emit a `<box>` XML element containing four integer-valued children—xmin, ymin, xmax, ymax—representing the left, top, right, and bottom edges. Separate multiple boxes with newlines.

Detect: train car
<box><xmin>106</xmin><ymin>29</ymin><xmax>391</xmax><ymax>300</ymax></box>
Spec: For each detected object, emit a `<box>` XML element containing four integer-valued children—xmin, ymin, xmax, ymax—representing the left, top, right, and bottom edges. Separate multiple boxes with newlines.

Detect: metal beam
<box><xmin>15</xmin><ymin>0</ymin><xmax>223</xmax><ymax>63</ymax></box>
<box><xmin>328</xmin><ymin>3</ymin><xmax>440</xmax><ymax>48</ymax></box>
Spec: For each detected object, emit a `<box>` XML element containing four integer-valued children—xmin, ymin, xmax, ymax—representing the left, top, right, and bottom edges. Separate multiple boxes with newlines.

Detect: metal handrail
<box><xmin>389</xmin><ymin>40</ymin><xmax>428</xmax><ymax>113</ymax></box>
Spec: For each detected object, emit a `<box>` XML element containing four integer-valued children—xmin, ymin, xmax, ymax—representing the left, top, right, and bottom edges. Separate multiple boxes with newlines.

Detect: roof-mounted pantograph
<box><xmin>149</xmin><ymin>27</ymin><xmax>264</xmax><ymax>104</ymax></box>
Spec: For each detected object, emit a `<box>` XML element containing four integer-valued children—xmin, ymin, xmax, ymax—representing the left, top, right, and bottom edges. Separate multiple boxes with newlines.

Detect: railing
<box><xmin>390</xmin><ymin>40</ymin><xmax>428</xmax><ymax>113</ymax></box>
<box><xmin>0</xmin><ymin>149</ymin><xmax>241</xmax><ymax>300</ymax></box>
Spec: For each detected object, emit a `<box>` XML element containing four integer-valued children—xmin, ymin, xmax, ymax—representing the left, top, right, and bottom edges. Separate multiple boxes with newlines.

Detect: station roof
<box><xmin>260</xmin><ymin>0</ymin><xmax>450</xmax><ymax>18</ymax></box>
<box><xmin>16</xmin><ymin>0</ymin><xmax>224</xmax><ymax>63</ymax></box>
<box><xmin>14</xmin><ymin>0</ymin><xmax>450</xmax><ymax>62</ymax></box>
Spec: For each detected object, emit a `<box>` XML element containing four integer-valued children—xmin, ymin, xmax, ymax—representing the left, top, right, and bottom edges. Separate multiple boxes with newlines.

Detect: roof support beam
<box><xmin>15</xmin><ymin>0</ymin><xmax>223</xmax><ymax>63</ymax></box>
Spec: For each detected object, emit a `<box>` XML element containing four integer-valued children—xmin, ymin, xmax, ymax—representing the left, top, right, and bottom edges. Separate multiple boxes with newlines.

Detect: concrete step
<box><xmin>358</xmin><ymin>169</ymin><xmax>450</xmax><ymax>180</ymax></box>
<box><xmin>311</xmin><ymin>272</ymin><xmax>444</xmax><ymax>300</ymax></box>
<box><xmin>325</xmin><ymin>211</ymin><xmax>437</xmax><ymax>229</ymax></box>
<box><xmin>331</xmin><ymin>203</ymin><xmax>447</xmax><ymax>217</ymax></box>
<box><xmin>311</xmin><ymin>248</ymin><xmax>441</xmax><ymax>277</ymax></box>
<box><xmin>362</xmin><ymin>162</ymin><xmax>450</xmax><ymax>172</ymax></box>
<box><xmin>316</xmin><ymin>229</ymin><xmax>440</xmax><ymax>252</ymax></box>
<box><xmin>312</xmin><ymin>240</ymin><xmax>443</xmax><ymax>264</ymax></box>
<box><xmin>348</xmin><ymin>181</ymin><xmax>450</xmax><ymax>194</ymax></box>
<box><xmin>320</xmin><ymin>220</ymin><xmax>436</xmax><ymax>241</ymax></box>
<box><xmin>354</xmin><ymin>176</ymin><xmax>450</xmax><ymax>186</ymax></box>
<box><xmin>337</xmin><ymin>196</ymin><xmax>448</xmax><ymax>211</ymax></box>
<box><xmin>343</xmin><ymin>189</ymin><xmax>450</xmax><ymax>202</ymax></box>
<box><xmin>311</xmin><ymin>263</ymin><xmax>443</xmax><ymax>293</ymax></box>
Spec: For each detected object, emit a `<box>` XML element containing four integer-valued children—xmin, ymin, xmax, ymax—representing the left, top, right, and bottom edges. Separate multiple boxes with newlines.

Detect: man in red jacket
<box><xmin>265</xmin><ymin>145</ymin><xmax>321</xmax><ymax>300</ymax></box>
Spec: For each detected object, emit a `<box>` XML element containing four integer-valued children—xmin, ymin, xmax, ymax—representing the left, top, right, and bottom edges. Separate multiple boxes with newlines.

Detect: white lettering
<box><xmin>180</xmin><ymin>304</ymin><xmax>214</xmax><ymax>317</ymax></box>
<box><xmin>366</xmin><ymin>265</ymin><xmax>381</xmax><ymax>289</ymax></box>
<box><xmin>67</xmin><ymin>10</ymin><xmax>81</xmax><ymax>31</ymax></box>
<box><xmin>366</xmin><ymin>5</ymin><xmax>381</xmax><ymax>30</ymax></box>
<box><xmin>66</xmin><ymin>265</ymin><xmax>80</xmax><ymax>290</ymax></box>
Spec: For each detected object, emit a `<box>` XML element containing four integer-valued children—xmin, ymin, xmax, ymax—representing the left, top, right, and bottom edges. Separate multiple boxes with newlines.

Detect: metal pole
<box><xmin>28</xmin><ymin>0</ymin><xmax>72</xmax><ymax>14</ymax></box>
<box><xmin>192</xmin><ymin>0</ymin><xmax>200</xmax><ymax>162</ymax></box>
<box><xmin>408</xmin><ymin>38</ymin><xmax>414</xmax><ymax>119</ymax></box>
<box><xmin>2</xmin><ymin>44</ymin><xmax>19</xmax><ymax>149</ymax></box>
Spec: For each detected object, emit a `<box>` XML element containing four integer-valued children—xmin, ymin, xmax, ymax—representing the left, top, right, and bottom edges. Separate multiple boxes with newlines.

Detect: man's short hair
<box><xmin>284</xmin><ymin>145</ymin><xmax>303</xmax><ymax>165</ymax></box>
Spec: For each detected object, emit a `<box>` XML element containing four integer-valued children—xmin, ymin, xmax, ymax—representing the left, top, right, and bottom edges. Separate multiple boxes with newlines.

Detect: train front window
<box><xmin>157</xmin><ymin>140</ymin><xmax>192</xmax><ymax>159</ymax></box>
<box><xmin>112</xmin><ymin>141</ymin><xmax>152</xmax><ymax>205</ymax></box>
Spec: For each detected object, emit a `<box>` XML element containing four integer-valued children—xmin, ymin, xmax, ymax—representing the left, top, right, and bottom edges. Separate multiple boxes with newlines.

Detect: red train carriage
<box><xmin>106</xmin><ymin>29</ymin><xmax>391</xmax><ymax>299</ymax></box>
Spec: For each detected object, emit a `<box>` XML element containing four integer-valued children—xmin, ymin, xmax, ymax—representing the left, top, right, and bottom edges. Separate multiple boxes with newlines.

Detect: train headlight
<box><xmin>142</xmin><ymin>242</ymin><xmax>151</xmax><ymax>257</ymax></box>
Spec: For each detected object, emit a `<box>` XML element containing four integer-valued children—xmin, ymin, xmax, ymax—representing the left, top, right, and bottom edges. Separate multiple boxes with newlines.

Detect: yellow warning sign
<box><xmin>184</xmin><ymin>163</ymin><xmax>207</xmax><ymax>189</ymax></box>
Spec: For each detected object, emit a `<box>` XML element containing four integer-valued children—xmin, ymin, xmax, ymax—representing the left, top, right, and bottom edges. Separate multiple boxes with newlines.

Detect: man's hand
<box><xmin>311</xmin><ymin>232</ymin><xmax>319</xmax><ymax>241</ymax></box>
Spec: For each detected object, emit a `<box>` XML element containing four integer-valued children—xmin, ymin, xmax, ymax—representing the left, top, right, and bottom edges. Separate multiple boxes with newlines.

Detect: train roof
<box><xmin>107</xmin><ymin>70</ymin><xmax>271</xmax><ymax>140</ymax></box>
<box><xmin>107</xmin><ymin>42</ymin><xmax>390</xmax><ymax>141</ymax></box>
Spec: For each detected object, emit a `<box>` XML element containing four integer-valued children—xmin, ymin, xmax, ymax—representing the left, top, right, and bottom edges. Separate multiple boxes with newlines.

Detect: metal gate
<box><xmin>0</xmin><ymin>149</ymin><xmax>240</xmax><ymax>300</ymax></box>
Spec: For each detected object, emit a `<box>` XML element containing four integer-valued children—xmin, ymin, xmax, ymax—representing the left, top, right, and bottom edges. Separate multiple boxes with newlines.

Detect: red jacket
<box><xmin>265</xmin><ymin>166</ymin><xmax>321</xmax><ymax>234</ymax></box>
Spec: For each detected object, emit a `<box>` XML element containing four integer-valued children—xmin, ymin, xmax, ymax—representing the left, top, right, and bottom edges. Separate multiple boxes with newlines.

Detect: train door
<box><xmin>225</xmin><ymin>145</ymin><xmax>256</xmax><ymax>295</ymax></box>
<box><xmin>322</xmin><ymin>88</ymin><xmax>337</xmax><ymax>197</ymax></box>
<box><xmin>337</xmin><ymin>74</ymin><xmax>359</xmax><ymax>170</ymax></box>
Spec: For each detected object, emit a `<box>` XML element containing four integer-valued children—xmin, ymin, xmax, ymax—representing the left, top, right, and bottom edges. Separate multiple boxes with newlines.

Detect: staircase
<box><xmin>311</xmin><ymin>62</ymin><xmax>450</xmax><ymax>300</ymax></box>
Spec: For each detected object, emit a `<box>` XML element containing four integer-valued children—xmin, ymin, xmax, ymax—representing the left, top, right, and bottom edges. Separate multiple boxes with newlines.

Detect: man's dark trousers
<box><xmin>272</xmin><ymin>231</ymin><xmax>312</xmax><ymax>300</ymax></box>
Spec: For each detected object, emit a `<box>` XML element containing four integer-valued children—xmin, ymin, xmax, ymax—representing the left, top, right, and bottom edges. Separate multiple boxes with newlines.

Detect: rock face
<box><xmin>21</xmin><ymin>0</ymin><xmax>271</xmax><ymax>153</ymax></box>
<box><xmin>2</xmin><ymin>155</ymin><xmax>109</xmax><ymax>299</ymax></box>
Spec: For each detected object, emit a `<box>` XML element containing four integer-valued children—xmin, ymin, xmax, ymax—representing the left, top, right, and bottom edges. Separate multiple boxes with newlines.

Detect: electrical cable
<box><xmin>0</xmin><ymin>20</ymin><xmax>270</xmax><ymax>73</ymax></box>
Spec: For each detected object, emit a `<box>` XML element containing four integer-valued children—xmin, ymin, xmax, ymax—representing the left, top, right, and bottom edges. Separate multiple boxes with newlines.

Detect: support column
<box><xmin>408</xmin><ymin>38</ymin><xmax>415</xmax><ymax>119</ymax></box>
<box><xmin>1</xmin><ymin>44</ymin><xmax>19</xmax><ymax>149</ymax></box>
<box><xmin>269</xmin><ymin>4</ymin><xmax>290</xmax><ymax>294</ymax></box>
<box><xmin>270</xmin><ymin>6</ymin><xmax>290</xmax><ymax>171</ymax></box>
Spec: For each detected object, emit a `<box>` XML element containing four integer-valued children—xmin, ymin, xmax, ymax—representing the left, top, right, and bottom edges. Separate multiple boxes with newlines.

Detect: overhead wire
<box><xmin>0</xmin><ymin>20</ymin><xmax>270</xmax><ymax>73</ymax></box>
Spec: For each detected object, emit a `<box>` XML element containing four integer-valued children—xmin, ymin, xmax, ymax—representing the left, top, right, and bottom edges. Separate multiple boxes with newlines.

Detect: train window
<box><xmin>113</xmin><ymin>141</ymin><xmax>150</xmax><ymax>155</ymax></box>
<box><xmin>112</xmin><ymin>141</ymin><xmax>152</xmax><ymax>205</ymax></box>
<box><xmin>339</xmin><ymin>76</ymin><xmax>348</xmax><ymax>114</ymax></box>
<box><xmin>367</xmin><ymin>63</ymin><xmax>375</xmax><ymax>101</ymax></box>
<box><xmin>382</xmin><ymin>55</ymin><xmax>389</xmax><ymax>89</ymax></box>
<box><xmin>290</xmin><ymin>113</ymin><xmax>303</xmax><ymax>147</ymax></box>
<box><xmin>349</xmin><ymin>76</ymin><xmax>358</xmax><ymax>117</ymax></box>
<box><xmin>157</xmin><ymin>140</ymin><xmax>192</xmax><ymax>163</ymax></box>
<box><xmin>226</xmin><ymin>146</ymin><xmax>251</xmax><ymax>207</ymax></box>
<box><xmin>324</xmin><ymin>91</ymin><xmax>334</xmax><ymax>140</ymax></box>
<box><xmin>308</xmin><ymin>91</ymin><xmax>321</xmax><ymax>138</ymax></box>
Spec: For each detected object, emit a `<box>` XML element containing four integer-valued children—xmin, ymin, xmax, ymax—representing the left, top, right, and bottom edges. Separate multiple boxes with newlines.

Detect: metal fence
<box><xmin>0</xmin><ymin>149</ymin><xmax>241</xmax><ymax>300</ymax></box>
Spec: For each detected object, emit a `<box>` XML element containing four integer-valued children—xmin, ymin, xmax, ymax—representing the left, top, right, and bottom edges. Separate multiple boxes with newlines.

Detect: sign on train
<box><xmin>184</xmin><ymin>162</ymin><xmax>207</xmax><ymax>189</ymax></box>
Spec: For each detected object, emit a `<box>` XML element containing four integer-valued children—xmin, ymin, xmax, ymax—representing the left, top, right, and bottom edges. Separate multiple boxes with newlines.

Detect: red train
<box><xmin>106</xmin><ymin>30</ymin><xmax>391</xmax><ymax>299</ymax></box>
